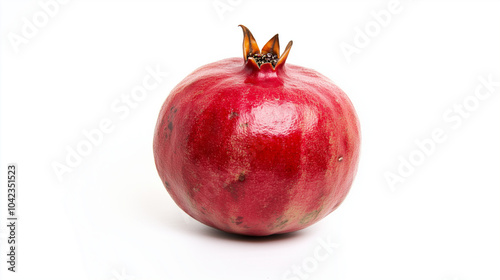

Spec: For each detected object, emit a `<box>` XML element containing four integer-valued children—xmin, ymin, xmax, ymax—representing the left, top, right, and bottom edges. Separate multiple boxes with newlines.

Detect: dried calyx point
<box><xmin>239</xmin><ymin>24</ymin><xmax>293</xmax><ymax>69</ymax></box>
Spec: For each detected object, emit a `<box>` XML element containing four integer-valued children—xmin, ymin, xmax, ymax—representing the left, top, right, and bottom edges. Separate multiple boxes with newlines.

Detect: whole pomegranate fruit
<box><xmin>153</xmin><ymin>26</ymin><xmax>360</xmax><ymax>236</ymax></box>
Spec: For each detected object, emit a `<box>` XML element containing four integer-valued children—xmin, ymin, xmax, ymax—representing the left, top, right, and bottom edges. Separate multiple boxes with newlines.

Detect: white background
<box><xmin>1</xmin><ymin>0</ymin><xmax>499</xmax><ymax>279</ymax></box>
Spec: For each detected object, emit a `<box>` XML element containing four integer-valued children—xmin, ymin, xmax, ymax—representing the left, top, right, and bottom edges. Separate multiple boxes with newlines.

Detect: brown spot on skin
<box><xmin>168</xmin><ymin>121</ymin><xmax>173</xmax><ymax>131</ymax></box>
<box><xmin>230</xmin><ymin>216</ymin><xmax>244</xmax><ymax>225</ymax></box>
<box><xmin>229</xmin><ymin>111</ymin><xmax>239</xmax><ymax>119</ymax></box>
<box><xmin>238</xmin><ymin>173</ymin><xmax>246</xmax><ymax>182</ymax></box>
<box><xmin>239</xmin><ymin>123</ymin><xmax>249</xmax><ymax>128</ymax></box>
<box><xmin>164</xmin><ymin>181</ymin><xmax>170</xmax><ymax>188</ymax></box>
<box><xmin>224</xmin><ymin>173</ymin><xmax>247</xmax><ymax>199</ymax></box>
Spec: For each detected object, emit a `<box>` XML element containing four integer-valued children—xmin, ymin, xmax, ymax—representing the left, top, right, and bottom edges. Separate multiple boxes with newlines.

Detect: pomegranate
<box><xmin>153</xmin><ymin>25</ymin><xmax>360</xmax><ymax>236</ymax></box>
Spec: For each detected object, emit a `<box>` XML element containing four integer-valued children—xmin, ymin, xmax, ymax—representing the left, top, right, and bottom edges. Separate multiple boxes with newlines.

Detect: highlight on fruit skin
<box><xmin>153</xmin><ymin>25</ymin><xmax>361</xmax><ymax>236</ymax></box>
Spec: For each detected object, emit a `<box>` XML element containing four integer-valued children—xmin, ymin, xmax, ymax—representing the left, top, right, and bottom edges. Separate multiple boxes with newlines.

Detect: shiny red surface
<box><xmin>153</xmin><ymin>58</ymin><xmax>360</xmax><ymax>236</ymax></box>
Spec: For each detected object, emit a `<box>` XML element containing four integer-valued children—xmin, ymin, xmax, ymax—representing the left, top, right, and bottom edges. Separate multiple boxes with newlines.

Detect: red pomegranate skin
<box><xmin>153</xmin><ymin>27</ymin><xmax>360</xmax><ymax>236</ymax></box>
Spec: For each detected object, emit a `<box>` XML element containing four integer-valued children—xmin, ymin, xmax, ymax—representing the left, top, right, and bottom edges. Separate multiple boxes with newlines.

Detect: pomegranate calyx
<box><xmin>239</xmin><ymin>25</ymin><xmax>293</xmax><ymax>69</ymax></box>
<box><xmin>239</xmin><ymin>24</ymin><xmax>260</xmax><ymax>57</ymax></box>
<box><xmin>275</xmin><ymin>40</ymin><xmax>293</xmax><ymax>69</ymax></box>
<box><xmin>262</xmin><ymin>34</ymin><xmax>280</xmax><ymax>58</ymax></box>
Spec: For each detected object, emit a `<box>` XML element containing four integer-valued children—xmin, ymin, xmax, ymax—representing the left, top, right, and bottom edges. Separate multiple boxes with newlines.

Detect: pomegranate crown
<box><xmin>239</xmin><ymin>25</ymin><xmax>293</xmax><ymax>70</ymax></box>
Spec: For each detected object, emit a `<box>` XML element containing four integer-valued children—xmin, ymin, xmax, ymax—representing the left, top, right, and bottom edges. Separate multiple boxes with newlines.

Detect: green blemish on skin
<box><xmin>300</xmin><ymin>210</ymin><xmax>320</xmax><ymax>224</ymax></box>
<box><xmin>268</xmin><ymin>215</ymin><xmax>289</xmax><ymax>230</ymax></box>
<box><xmin>275</xmin><ymin>219</ymin><xmax>289</xmax><ymax>229</ymax></box>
